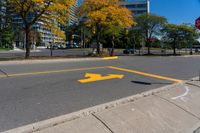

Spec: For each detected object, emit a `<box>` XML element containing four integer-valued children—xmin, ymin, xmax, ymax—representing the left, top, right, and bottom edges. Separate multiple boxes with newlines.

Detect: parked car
<box><xmin>195</xmin><ymin>48</ymin><xmax>200</xmax><ymax>53</ymax></box>
<box><xmin>58</xmin><ymin>44</ymin><xmax>66</xmax><ymax>49</ymax></box>
<box><xmin>47</xmin><ymin>43</ymin><xmax>66</xmax><ymax>50</ymax></box>
<box><xmin>73</xmin><ymin>43</ymin><xmax>80</xmax><ymax>48</ymax></box>
<box><xmin>66</xmin><ymin>43</ymin><xmax>80</xmax><ymax>49</ymax></box>
<box><xmin>123</xmin><ymin>48</ymin><xmax>134</xmax><ymax>54</ymax></box>
<box><xmin>37</xmin><ymin>46</ymin><xmax>46</xmax><ymax>49</ymax></box>
<box><xmin>47</xmin><ymin>45</ymin><xmax>59</xmax><ymax>50</ymax></box>
<box><xmin>52</xmin><ymin>45</ymin><xmax>59</xmax><ymax>50</ymax></box>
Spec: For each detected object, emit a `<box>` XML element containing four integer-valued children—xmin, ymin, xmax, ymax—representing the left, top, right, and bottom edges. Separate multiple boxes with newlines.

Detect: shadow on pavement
<box><xmin>131</xmin><ymin>80</ymin><xmax>171</xmax><ymax>85</ymax></box>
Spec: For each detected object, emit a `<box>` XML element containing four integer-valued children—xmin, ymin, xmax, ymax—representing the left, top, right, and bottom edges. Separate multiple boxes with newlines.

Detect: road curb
<box><xmin>183</xmin><ymin>55</ymin><xmax>200</xmax><ymax>57</ymax></box>
<box><xmin>102</xmin><ymin>56</ymin><xmax>118</xmax><ymax>60</ymax></box>
<box><xmin>0</xmin><ymin>57</ymin><xmax>118</xmax><ymax>66</ymax></box>
<box><xmin>2</xmin><ymin>82</ymin><xmax>183</xmax><ymax>133</ymax></box>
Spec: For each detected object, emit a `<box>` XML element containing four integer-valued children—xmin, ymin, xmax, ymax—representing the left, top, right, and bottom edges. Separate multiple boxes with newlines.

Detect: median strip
<box><xmin>107</xmin><ymin>66</ymin><xmax>183</xmax><ymax>83</ymax></box>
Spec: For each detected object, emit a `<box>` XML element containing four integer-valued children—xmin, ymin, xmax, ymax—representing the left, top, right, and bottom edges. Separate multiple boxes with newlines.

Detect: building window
<box><xmin>125</xmin><ymin>5</ymin><xmax>136</xmax><ymax>8</ymax></box>
<box><xmin>137</xmin><ymin>4</ymin><xmax>147</xmax><ymax>8</ymax></box>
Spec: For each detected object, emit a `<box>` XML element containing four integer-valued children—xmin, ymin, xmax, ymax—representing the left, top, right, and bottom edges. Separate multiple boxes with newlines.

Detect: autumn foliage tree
<box><xmin>79</xmin><ymin>0</ymin><xmax>135</xmax><ymax>55</ymax></box>
<box><xmin>7</xmin><ymin>0</ymin><xmax>74</xmax><ymax>58</ymax></box>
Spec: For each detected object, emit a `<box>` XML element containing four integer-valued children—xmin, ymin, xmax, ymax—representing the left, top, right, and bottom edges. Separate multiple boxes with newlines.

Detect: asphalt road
<box><xmin>0</xmin><ymin>56</ymin><xmax>200</xmax><ymax>131</ymax></box>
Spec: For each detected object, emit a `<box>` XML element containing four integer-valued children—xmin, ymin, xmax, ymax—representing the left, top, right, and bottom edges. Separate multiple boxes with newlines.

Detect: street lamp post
<box><xmin>81</xmin><ymin>26</ymin><xmax>83</xmax><ymax>48</ymax></box>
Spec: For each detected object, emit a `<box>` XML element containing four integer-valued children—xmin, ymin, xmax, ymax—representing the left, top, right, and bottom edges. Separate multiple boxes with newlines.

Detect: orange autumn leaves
<box><xmin>79</xmin><ymin>0</ymin><xmax>135</xmax><ymax>30</ymax></box>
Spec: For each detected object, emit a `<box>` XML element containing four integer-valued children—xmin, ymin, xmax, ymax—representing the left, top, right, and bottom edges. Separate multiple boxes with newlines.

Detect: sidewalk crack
<box><xmin>91</xmin><ymin>113</ymin><xmax>114</xmax><ymax>133</ymax></box>
<box><xmin>186</xmin><ymin>82</ymin><xmax>200</xmax><ymax>88</ymax></box>
<box><xmin>193</xmin><ymin>126</ymin><xmax>200</xmax><ymax>133</ymax></box>
<box><xmin>154</xmin><ymin>94</ymin><xmax>200</xmax><ymax>120</ymax></box>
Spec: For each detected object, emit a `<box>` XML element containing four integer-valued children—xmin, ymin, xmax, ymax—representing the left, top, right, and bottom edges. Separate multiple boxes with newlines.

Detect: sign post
<box><xmin>195</xmin><ymin>17</ymin><xmax>200</xmax><ymax>80</ymax></box>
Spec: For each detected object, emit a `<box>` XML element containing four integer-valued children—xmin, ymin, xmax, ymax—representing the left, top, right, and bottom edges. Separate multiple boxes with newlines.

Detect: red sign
<box><xmin>195</xmin><ymin>17</ymin><xmax>200</xmax><ymax>30</ymax></box>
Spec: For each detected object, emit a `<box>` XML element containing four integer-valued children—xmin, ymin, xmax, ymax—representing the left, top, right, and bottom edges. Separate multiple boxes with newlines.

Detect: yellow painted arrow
<box><xmin>78</xmin><ymin>73</ymin><xmax>124</xmax><ymax>83</ymax></box>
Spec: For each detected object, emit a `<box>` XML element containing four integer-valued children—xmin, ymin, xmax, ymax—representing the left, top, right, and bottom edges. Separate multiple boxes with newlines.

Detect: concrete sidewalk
<box><xmin>0</xmin><ymin>49</ymin><xmax>41</xmax><ymax>54</ymax></box>
<box><xmin>3</xmin><ymin>79</ymin><xmax>200</xmax><ymax>133</ymax></box>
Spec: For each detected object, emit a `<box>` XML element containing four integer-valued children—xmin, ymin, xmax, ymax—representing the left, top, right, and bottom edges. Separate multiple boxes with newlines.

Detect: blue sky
<box><xmin>150</xmin><ymin>0</ymin><xmax>200</xmax><ymax>24</ymax></box>
<box><xmin>78</xmin><ymin>0</ymin><xmax>200</xmax><ymax>25</ymax></box>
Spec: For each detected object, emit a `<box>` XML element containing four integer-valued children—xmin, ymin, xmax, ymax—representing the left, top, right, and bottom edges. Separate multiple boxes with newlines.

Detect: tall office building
<box><xmin>119</xmin><ymin>0</ymin><xmax>150</xmax><ymax>16</ymax></box>
<box><xmin>68</xmin><ymin>0</ymin><xmax>78</xmax><ymax>26</ymax></box>
<box><xmin>78</xmin><ymin>0</ymin><xmax>149</xmax><ymax>16</ymax></box>
<box><xmin>0</xmin><ymin>1</ymin><xmax>4</xmax><ymax>47</ymax></box>
<box><xmin>0</xmin><ymin>0</ymin><xmax>6</xmax><ymax>29</ymax></box>
<box><xmin>12</xmin><ymin>0</ymin><xmax>78</xmax><ymax>48</ymax></box>
<box><xmin>12</xmin><ymin>14</ymin><xmax>58</xmax><ymax>48</ymax></box>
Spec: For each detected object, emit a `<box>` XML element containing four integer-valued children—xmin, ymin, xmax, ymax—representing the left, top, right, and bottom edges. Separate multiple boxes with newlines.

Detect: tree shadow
<box><xmin>131</xmin><ymin>80</ymin><xmax>171</xmax><ymax>85</ymax></box>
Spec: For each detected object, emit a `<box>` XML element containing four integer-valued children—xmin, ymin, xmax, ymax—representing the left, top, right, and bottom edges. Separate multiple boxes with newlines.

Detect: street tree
<box><xmin>0</xmin><ymin>0</ymin><xmax>14</xmax><ymax>49</ymax></box>
<box><xmin>135</xmin><ymin>13</ymin><xmax>167</xmax><ymax>54</ymax></box>
<box><xmin>7</xmin><ymin>0</ymin><xmax>74</xmax><ymax>58</ymax></box>
<box><xmin>128</xmin><ymin>27</ymin><xmax>144</xmax><ymax>51</ymax></box>
<box><xmin>162</xmin><ymin>24</ymin><xmax>199</xmax><ymax>55</ymax></box>
<box><xmin>1</xmin><ymin>25</ymin><xmax>14</xmax><ymax>49</ymax></box>
<box><xmin>79</xmin><ymin>0</ymin><xmax>135</xmax><ymax>55</ymax></box>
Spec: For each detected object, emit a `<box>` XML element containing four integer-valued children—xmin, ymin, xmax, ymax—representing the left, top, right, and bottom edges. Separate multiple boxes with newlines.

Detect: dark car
<box><xmin>53</xmin><ymin>45</ymin><xmax>60</xmax><ymax>50</ymax></box>
<box><xmin>58</xmin><ymin>44</ymin><xmax>66</xmax><ymax>49</ymax></box>
<box><xmin>66</xmin><ymin>43</ymin><xmax>80</xmax><ymax>49</ymax></box>
<box><xmin>123</xmin><ymin>49</ymin><xmax>134</xmax><ymax>54</ymax></box>
<box><xmin>47</xmin><ymin>45</ymin><xmax>58</xmax><ymax>50</ymax></box>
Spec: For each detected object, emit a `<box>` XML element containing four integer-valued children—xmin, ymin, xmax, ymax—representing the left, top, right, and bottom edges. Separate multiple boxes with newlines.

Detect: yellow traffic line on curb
<box><xmin>0</xmin><ymin>66</ymin><xmax>107</xmax><ymax>78</ymax></box>
<box><xmin>107</xmin><ymin>66</ymin><xmax>183</xmax><ymax>83</ymax></box>
<box><xmin>102</xmin><ymin>56</ymin><xmax>118</xmax><ymax>60</ymax></box>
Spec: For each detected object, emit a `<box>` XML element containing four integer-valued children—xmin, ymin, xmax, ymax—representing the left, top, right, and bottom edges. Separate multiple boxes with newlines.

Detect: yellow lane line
<box><xmin>0</xmin><ymin>66</ymin><xmax>107</xmax><ymax>77</ymax></box>
<box><xmin>107</xmin><ymin>66</ymin><xmax>183</xmax><ymax>83</ymax></box>
<box><xmin>102</xmin><ymin>56</ymin><xmax>118</xmax><ymax>60</ymax></box>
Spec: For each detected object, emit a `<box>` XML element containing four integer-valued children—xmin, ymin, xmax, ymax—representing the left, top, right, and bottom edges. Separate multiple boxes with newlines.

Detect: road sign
<box><xmin>195</xmin><ymin>17</ymin><xmax>200</xmax><ymax>30</ymax></box>
<box><xmin>78</xmin><ymin>73</ymin><xmax>124</xmax><ymax>83</ymax></box>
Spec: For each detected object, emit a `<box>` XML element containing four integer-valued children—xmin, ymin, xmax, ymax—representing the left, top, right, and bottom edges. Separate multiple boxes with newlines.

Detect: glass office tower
<box><xmin>119</xmin><ymin>0</ymin><xmax>150</xmax><ymax>16</ymax></box>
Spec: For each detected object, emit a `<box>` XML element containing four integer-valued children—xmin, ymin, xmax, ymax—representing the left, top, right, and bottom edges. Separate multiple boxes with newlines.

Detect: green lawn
<box><xmin>0</xmin><ymin>48</ymin><xmax>11</xmax><ymax>51</ymax></box>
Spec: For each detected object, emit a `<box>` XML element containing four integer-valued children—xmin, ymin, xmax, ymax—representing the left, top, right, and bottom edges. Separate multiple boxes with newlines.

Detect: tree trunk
<box><xmin>173</xmin><ymin>41</ymin><xmax>176</xmax><ymax>55</ymax></box>
<box><xmin>111</xmin><ymin>36</ymin><xmax>115</xmax><ymax>56</ymax></box>
<box><xmin>96</xmin><ymin>24</ymin><xmax>101</xmax><ymax>55</ymax></box>
<box><xmin>50</xmin><ymin>48</ymin><xmax>53</xmax><ymax>56</ymax></box>
<box><xmin>147</xmin><ymin>47</ymin><xmax>150</xmax><ymax>55</ymax></box>
<box><xmin>190</xmin><ymin>42</ymin><xmax>193</xmax><ymax>55</ymax></box>
<box><xmin>146</xmin><ymin>41</ymin><xmax>151</xmax><ymax>55</ymax></box>
<box><xmin>83</xmin><ymin>30</ymin><xmax>85</xmax><ymax>48</ymax></box>
<box><xmin>25</xmin><ymin>26</ymin><xmax>31</xmax><ymax>59</ymax></box>
<box><xmin>96</xmin><ymin>33</ymin><xmax>100</xmax><ymax>55</ymax></box>
<box><xmin>146</xmin><ymin>40</ymin><xmax>151</xmax><ymax>55</ymax></box>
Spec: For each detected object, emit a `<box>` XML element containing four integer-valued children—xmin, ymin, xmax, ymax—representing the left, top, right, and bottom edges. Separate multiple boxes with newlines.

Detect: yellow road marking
<box><xmin>78</xmin><ymin>73</ymin><xmax>124</xmax><ymax>83</ymax></box>
<box><xmin>0</xmin><ymin>66</ymin><xmax>107</xmax><ymax>77</ymax></box>
<box><xmin>107</xmin><ymin>66</ymin><xmax>183</xmax><ymax>83</ymax></box>
<box><xmin>0</xmin><ymin>65</ymin><xmax>183</xmax><ymax>84</ymax></box>
<box><xmin>102</xmin><ymin>56</ymin><xmax>118</xmax><ymax>60</ymax></box>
